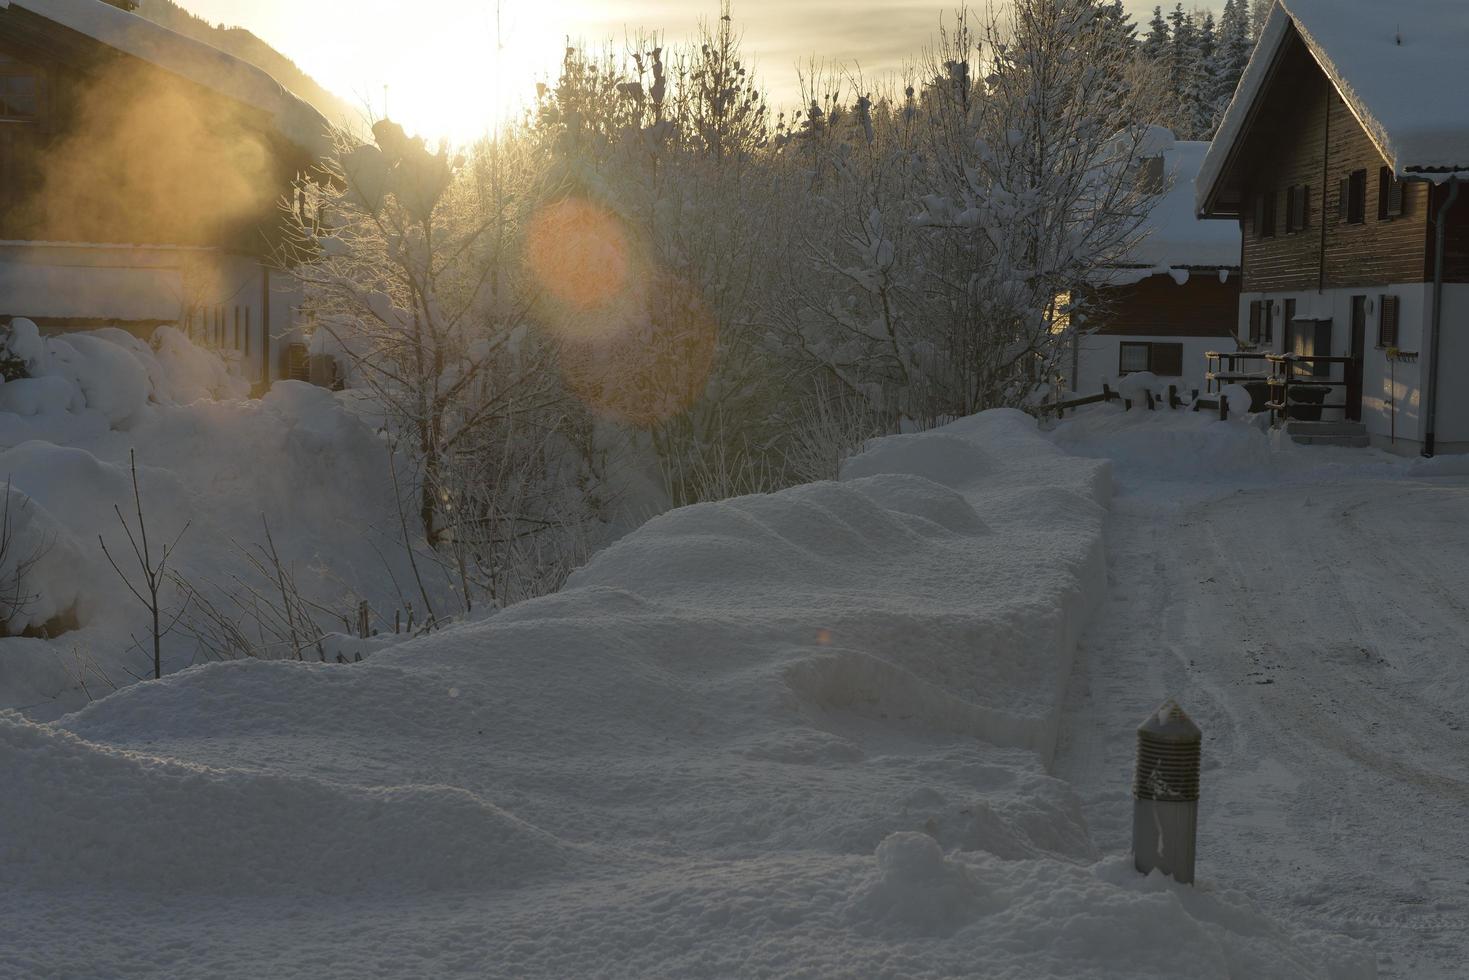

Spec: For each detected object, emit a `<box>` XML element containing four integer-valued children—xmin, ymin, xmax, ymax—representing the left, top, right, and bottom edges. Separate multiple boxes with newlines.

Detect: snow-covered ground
<box><xmin>0</xmin><ymin>405</ymin><xmax>1380</xmax><ymax>979</ymax></box>
<box><xmin>1051</xmin><ymin>406</ymin><xmax>1469</xmax><ymax>980</ymax></box>
<box><xmin>0</xmin><ymin>321</ymin><xmax>431</xmax><ymax>715</ymax></box>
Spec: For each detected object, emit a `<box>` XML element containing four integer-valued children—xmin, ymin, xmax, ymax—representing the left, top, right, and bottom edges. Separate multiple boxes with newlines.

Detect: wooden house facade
<box><xmin>0</xmin><ymin>0</ymin><xmax>329</xmax><ymax>388</ymax></box>
<box><xmin>1197</xmin><ymin>0</ymin><xmax>1469</xmax><ymax>453</ymax></box>
<box><xmin>1067</xmin><ymin>135</ymin><xmax>1242</xmax><ymax>396</ymax></box>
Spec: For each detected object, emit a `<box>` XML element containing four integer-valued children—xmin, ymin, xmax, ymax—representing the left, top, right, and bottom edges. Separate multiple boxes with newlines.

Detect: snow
<box><xmin>1051</xmin><ymin>403</ymin><xmax>1469</xmax><ymax>978</ymax></box>
<box><xmin>0</xmin><ymin>320</ymin><xmax>421</xmax><ymax>712</ymax></box>
<box><xmin>1</xmin><ymin>0</ymin><xmax>330</xmax><ymax>157</ymax></box>
<box><xmin>1123</xmin><ymin>137</ymin><xmax>1241</xmax><ymax>272</ymax></box>
<box><xmin>0</xmin><ymin>405</ymin><xmax>1377</xmax><ymax>978</ymax></box>
<box><xmin>1201</xmin><ymin>0</ymin><xmax>1469</xmax><ymax>207</ymax></box>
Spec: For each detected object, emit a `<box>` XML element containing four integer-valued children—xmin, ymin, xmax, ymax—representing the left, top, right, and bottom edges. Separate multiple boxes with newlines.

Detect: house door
<box><xmin>1347</xmin><ymin>296</ymin><xmax>1366</xmax><ymax>422</ymax></box>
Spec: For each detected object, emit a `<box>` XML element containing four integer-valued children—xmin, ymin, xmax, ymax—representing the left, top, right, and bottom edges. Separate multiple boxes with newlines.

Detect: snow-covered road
<box><xmin>1053</xmin><ymin>412</ymin><xmax>1469</xmax><ymax>979</ymax></box>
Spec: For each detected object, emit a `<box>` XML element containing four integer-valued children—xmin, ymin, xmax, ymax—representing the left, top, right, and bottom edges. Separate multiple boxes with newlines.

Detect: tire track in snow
<box><xmin>1056</xmin><ymin>478</ymin><xmax>1469</xmax><ymax>980</ymax></box>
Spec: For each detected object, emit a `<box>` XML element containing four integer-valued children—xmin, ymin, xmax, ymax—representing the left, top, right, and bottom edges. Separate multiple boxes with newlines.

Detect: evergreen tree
<box><xmin>1142</xmin><ymin>5</ymin><xmax>1170</xmax><ymax>62</ymax></box>
<box><xmin>1190</xmin><ymin>11</ymin><xmax>1221</xmax><ymax>137</ymax></box>
<box><xmin>1217</xmin><ymin>0</ymin><xmax>1253</xmax><ymax>122</ymax></box>
<box><xmin>1166</xmin><ymin>4</ymin><xmax>1199</xmax><ymax>133</ymax></box>
<box><xmin>1250</xmin><ymin>0</ymin><xmax>1272</xmax><ymax>39</ymax></box>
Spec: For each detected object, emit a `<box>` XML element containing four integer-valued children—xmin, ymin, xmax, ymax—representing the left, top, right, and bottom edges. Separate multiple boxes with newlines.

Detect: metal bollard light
<box><xmin>1132</xmin><ymin>699</ymin><xmax>1202</xmax><ymax>884</ymax></box>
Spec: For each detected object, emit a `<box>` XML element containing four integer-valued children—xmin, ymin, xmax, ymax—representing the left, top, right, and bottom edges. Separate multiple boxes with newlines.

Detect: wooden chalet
<box><xmin>1197</xmin><ymin>0</ymin><xmax>1469</xmax><ymax>453</ymax></box>
<box><xmin>0</xmin><ymin>0</ymin><xmax>330</xmax><ymax>388</ymax></box>
<box><xmin>1066</xmin><ymin>133</ymin><xmax>1242</xmax><ymax>397</ymax></box>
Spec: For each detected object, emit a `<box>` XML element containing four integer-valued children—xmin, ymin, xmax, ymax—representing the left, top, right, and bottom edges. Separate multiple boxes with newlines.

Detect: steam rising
<box><xmin>18</xmin><ymin>60</ymin><xmax>280</xmax><ymax>247</ymax></box>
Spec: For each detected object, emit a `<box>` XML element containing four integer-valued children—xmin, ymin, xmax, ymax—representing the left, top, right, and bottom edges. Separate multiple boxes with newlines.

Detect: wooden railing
<box><xmin>1264</xmin><ymin>353</ymin><xmax>1355</xmax><ymax>425</ymax></box>
<box><xmin>1204</xmin><ymin>349</ymin><xmax>1272</xmax><ymax>393</ymax></box>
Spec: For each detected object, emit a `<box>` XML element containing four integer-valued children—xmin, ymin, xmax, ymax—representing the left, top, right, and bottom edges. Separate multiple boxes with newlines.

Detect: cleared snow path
<box><xmin>1051</xmin><ymin>410</ymin><xmax>1469</xmax><ymax>980</ymax></box>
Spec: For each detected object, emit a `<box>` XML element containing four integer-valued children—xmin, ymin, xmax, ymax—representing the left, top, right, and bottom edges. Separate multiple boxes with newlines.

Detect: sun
<box><xmin>386</xmin><ymin>0</ymin><xmax>598</xmax><ymax>145</ymax></box>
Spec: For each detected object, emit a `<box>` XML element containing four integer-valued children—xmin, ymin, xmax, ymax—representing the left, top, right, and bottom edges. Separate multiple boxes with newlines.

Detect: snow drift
<box><xmin>0</xmin><ymin>407</ymin><xmax>1374</xmax><ymax>977</ymax></box>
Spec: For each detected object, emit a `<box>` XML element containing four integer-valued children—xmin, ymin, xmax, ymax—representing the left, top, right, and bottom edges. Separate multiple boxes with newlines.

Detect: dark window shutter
<box><xmin>1348</xmin><ymin>170</ymin><xmax>1367</xmax><ymax>223</ymax></box>
<box><xmin>1249</xmin><ymin>301</ymin><xmax>1262</xmax><ymax>343</ymax></box>
<box><xmin>1295</xmin><ymin>185</ymin><xmax>1309</xmax><ymax>230</ymax></box>
<box><xmin>1313</xmin><ymin>320</ymin><xmax>1333</xmax><ymax>377</ymax></box>
<box><xmin>1388</xmin><ymin>175</ymin><xmax>1405</xmax><ymax>217</ymax></box>
<box><xmin>1282</xmin><ymin>299</ymin><xmax>1295</xmax><ymax>344</ymax></box>
<box><xmin>1379</xmin><ymin>295</ymin><xmax>1400</xmax><ymax>346</ymax></box>
<box><xmin>1338</xmin><ymin>177</ymin><xmax>1350</xmax><ymax>222</ymax></box>
<box><xmin>1151</xmin><ymin>343</ymin><xmax>1184</xmax><ymax>377</ymax></box>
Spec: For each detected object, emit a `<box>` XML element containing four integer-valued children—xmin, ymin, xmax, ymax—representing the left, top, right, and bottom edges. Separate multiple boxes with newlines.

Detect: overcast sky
<box><xmin>172</xmin><ymin>0</ymin><xmax>1173</xmax><ymax>142</ymax></box>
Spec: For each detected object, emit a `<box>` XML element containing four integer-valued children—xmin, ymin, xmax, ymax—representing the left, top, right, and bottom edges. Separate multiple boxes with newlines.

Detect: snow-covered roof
<box><xmin>0</xmin><ymin>0</ymin><xmax>330</xmax><ymax>157</ymax></box>
<box><xmin>1200</xmin><ymin>0</ymin><xmax>1469</xmax><ymax>212</ymax></box>
<box><xmin>1126</xmin><ymin>136</ymin><xmax>1240</xmax><ymax>271</ymax></box>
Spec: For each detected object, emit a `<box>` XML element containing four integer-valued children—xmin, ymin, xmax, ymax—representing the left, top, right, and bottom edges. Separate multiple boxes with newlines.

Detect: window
<box><xmin>1119</xmin><ymin>342</ymin><xmax>1151</xmax><ymax>374</ymax></box>
<box><xmin>1378</xmin><ymin>294</ymin><xmax>1400</xmax><ymax>347</ymax></box>
<box><xmin>1285</xmin><ymin>185</ymin><xmax>1309</xmax><ymax>233</ymax></box>
<box><xmin>1248</xmin><ymin>301</ymin><xmax>1262</xmax><ymax>344</ymax></box>
<box><xmin>0</xmin><ymin>54</ymin><xmax>41</xmax><ymax>122</ymax></box>
<box><xmin>1378</xmin><ymin>167</ymin><xmax>1405</xmax><ymax>220</ymax></box>
<box><xmin>1339</xmin><ymin>169</ymin><xmax>1367</xmax><ymax>224</ymax></box>
<box><xmin>1254</xmin><ymin>190</ymin><xmax>1277</xmax><ymax>238</ymax></box>
<box><xmin>1118</xmin><ymin>342</ymin><xmax>1183</xmax><ymax>376</ymax></box>
<box><xmin>1138</xmin><ymin>156</ymin><xmax>1165</xmax><ymax>195</ymax></box>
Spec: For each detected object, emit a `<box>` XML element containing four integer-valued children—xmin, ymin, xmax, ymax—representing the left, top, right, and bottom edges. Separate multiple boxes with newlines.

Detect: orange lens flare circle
<box><xmin>525</xmin><ymin>198</ymin><xmax>634</xmax><ymax>315</ymax></box>
<box><xmin>559</xmin><ymin>274</ymin><xmax>718</xmax><ymax>428</ymax></box>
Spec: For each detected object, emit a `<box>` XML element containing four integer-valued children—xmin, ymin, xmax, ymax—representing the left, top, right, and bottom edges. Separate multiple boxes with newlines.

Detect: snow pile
<box><xmin>0</xmin><ymin>408</ymin><xmax>1374</xmax><ymax>977</ymax></box>
<box><xmin>0</xmin><ymin>320</ymin><xmax>418</xmax><ymax>713</ymax></box>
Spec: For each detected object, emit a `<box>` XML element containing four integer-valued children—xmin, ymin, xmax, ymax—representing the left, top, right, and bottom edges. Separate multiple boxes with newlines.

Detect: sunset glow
<box><xmin>166</xmin><ymin>1</ymin><xmax>1167</xmax><ymax>144</ymax></box>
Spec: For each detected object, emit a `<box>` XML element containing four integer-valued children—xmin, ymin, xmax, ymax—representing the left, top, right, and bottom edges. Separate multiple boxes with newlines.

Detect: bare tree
<box><xmin>99</xmin><ymin>450</ymin><xmax>189</xmax><ymax>680</ymax></box>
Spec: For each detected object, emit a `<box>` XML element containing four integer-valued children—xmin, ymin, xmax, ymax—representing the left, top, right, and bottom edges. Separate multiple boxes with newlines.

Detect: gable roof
<box><xmin>1199</xmin><ymin>0</ymin><xmax>1469</xmax><ymax>214</ymax></box>
<box><xmin>0</xmin><ymin>0</ymin><xmax>330</xmax><ymax>157</ymax></box>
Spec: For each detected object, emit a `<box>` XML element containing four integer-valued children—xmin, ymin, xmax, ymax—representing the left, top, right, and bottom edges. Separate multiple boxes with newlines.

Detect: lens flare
<box><xmin>558</xmin><ymin>274</ymin><xmax>718</xmax><ymax>428</ymax></box>
<box><xmin>524</xmin><ymin>198</ymin><xmax>634</xmax><ymax>317</ymax></box>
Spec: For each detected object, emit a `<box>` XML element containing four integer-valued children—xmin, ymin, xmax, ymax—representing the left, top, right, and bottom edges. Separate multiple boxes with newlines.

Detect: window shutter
<box><xmin>1296</xmin><ymin>185</ymin><xmax>1309</xmax><ymax>230</ymax></box>
<box><xmin>1338</xmin><ymin>177</ymin><xmax>1350</xmax><ymax>222</ymax></box>
<box><xmin>1151</xmin><ymin>343</ymin><xmax>1184</xmax><ymax>378</ymax></box>
<box><xmin>1388</xmin><ymin>176</ymin><xmax>1405</xmax><ymax>217</ymax></box>
<box><xmin>1314</xmin><ymin>321</ymin><xmax>1333</xmax><ymax>377</ymax></box>
<box><xmin>1249</xmin><ymin>301</ymin><xmax>1262</xmax><ymax>343</ymax></box>
<box><xmin>1379</xmin><ymin>295</ymin><xmax>1400</xmax><ymax>347</ymax></box>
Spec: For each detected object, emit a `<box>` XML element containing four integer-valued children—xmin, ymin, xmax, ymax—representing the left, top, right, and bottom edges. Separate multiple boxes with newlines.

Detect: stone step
<box><xmin>1291</xmin><ymin>434</ymin><xmax>1371</xmax><ymax>448</ymax></box>
<box><xmin>1284</xmin><ymin>421</ymin><xmax>1368</xmax><ymax>438</ymax></box>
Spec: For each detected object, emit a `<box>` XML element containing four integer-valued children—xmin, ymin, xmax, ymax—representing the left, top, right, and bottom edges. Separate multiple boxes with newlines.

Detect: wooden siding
<box><xmin>1087</xmin><ymin>272</ymin><xmax>1241</xmax><ymax>338</ymax></box>
<box><xmin>1427</xmin><ymin>183</ymin><xmax>1469</xmax><ymax>284</ymax></box>
<box><xmin>1235</xmin><ymin>31</ymin><xmax>1433</xmax><ymax>293</ymax></box>
<box><xmin>0</xmin><ymin>6</ymin><xmax>307</xmax><ymax>254</ymax></box>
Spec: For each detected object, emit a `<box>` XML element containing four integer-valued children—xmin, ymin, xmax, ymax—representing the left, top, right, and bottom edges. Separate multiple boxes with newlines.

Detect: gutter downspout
<box><xmin>1423</xmin><ymin>176</ymin><xmax>1460</xmax><ymax>457</ymax></box>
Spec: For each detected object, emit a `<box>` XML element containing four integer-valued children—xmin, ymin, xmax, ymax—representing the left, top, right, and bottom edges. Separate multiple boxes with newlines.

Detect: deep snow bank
<box><xmin>0</xmin><ymin>320</ymin><xmax>421</xmax><ymax>714</ymax></box>
<box><xmin>0</xmin><ymin>409</ymin><xmax>1372</xmax><ymax>978</ymax></box>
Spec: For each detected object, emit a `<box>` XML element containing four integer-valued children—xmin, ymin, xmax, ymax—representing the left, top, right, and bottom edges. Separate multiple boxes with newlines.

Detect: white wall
<box><xmin>0</xmin><ymin>242</ymin><xmax>297</xmax><ymax>388</ymax></box>
<box><xmin>1237</xmin><ymin>285</ymin><xmax>1434</xmax><ymax>450</ymax></box>
<box><xmin>1069</xmin><ymin>333</ymin><xmax>1230</xmax><ymax>398</ymax></box>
